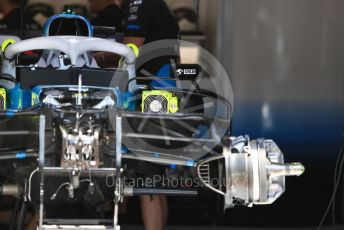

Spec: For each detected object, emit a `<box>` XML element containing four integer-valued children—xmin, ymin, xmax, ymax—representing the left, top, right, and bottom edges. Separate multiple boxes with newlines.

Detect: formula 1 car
<box><xmin>0</xmin><ymin>11</ymin><xmax>304</xmax><ymax>230</ymax></box>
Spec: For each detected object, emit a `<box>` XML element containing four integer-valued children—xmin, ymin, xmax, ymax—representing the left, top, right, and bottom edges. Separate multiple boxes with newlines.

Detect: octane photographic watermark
<box><xmin>106</xmin><ymin>174</ymin><xmax>227</xmax><ymax>189</ymax></box>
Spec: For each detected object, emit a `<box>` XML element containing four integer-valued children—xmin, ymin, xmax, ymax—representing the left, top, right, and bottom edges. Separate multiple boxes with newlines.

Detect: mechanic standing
<box><xmin>119</xmin><ymin>0</ymin><xmax>180</xmax><ymax>230</ymax></box>
<box><xmin>0</xmin><ymin>0</ymin><xmax>40</xmax><ymax>30</ymax></box>
<box><xmin>120</xmin><ymin>0</ymin><xmax>180</xmax><ymax>75</ymax></box>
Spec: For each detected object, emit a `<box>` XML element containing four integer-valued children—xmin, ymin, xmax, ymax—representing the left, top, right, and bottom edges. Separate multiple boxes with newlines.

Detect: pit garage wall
<box><xmin>216</xmin><ymin>0</ymin><xmax>344</xmax><ymax>227</ymax></box>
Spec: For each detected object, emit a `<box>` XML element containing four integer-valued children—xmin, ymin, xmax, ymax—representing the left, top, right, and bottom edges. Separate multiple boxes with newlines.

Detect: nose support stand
<box><xmin>37</xmin><ymin>114</ymin><xmax>124</xmax><ymax>230</ymax></box>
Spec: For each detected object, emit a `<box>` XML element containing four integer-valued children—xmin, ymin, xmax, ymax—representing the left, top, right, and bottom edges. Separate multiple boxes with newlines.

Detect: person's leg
<box><xmin>25</xmin><ymin>212</ymin><xmax>38</xmax><ymax>230</ymax></box>
<box><xmin>161</xmin><ymin>195</ymin><xmax>168</xmax><ymax>224</ymax></box>
<box><xmin>140</xmin><ymin>195</ymin><xmax>167</xmax><ymax>230</ymax></box>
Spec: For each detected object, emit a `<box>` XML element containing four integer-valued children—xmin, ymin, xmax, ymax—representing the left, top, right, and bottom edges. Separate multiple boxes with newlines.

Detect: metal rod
<box><xmin>123</xmin><ymin>133</ymin><xmax>216</xmax><ymax>143</ymax></box>
<box><xmin>0</xmin><ymin>131</ymin><xmax>39</xmax><ymax>136</ymax></box>
<box><xmin>122</xmin><ymin>154</ymin><xmax>196</xmax><ymax>167</ymax></box>
<box><xmin>77</xmin><ymin>74</ymin><xmax>83</xmax><ymax>106</ymax></box>
<box><xmin>38</xmin><ymin>115</ymin><xmax>45</xmax><ymax>230</ymax></box>
<box><xmin>115</xmin><ymin>116</ymin><xmax>122</xmax><ymax>175</ymax></box>
<box><xmin>121</xmin><ymin>112</ymin><xmax>211</xmax><ymax>123</ymax></box>
<box><xmin>124</xmin><ymin>187</ymin><xmax>198</xmax><ymax>197</ymax></box>
<box><xmin>114</xmin><ymin>115</ymin><xmax>122</xmax><ymax>230</ymax></box>
<box><xmin>0</xmin><ymin>153</ymin><xmax>38</xmax><ymax>160</ymax></box>
<box><xmin>43</xmin><ymin>167</ymin><xmax>116</xmax><ymax>176</ymax></box>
